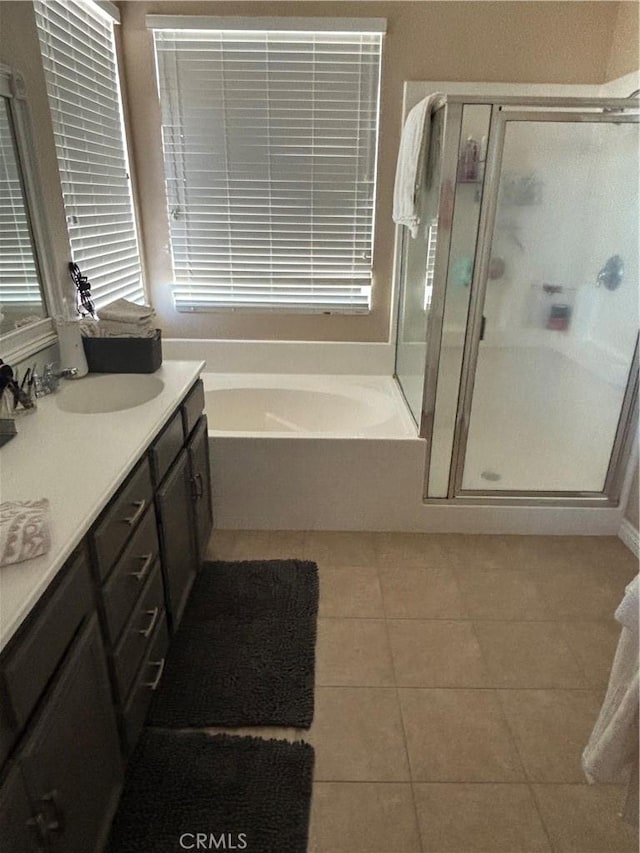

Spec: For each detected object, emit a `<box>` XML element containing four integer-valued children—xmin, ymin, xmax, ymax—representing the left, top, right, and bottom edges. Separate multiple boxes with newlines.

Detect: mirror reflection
<box><xmin>0</xmin><ymin>95</ymin><xmax>47</xmax><ymax>336</ymax></box>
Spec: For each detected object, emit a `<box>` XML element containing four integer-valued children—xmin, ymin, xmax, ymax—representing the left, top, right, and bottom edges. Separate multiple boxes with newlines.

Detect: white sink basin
<box><xmin>56</xmin><ymin>374</ymin><xmax>164</xmax><ymax>414</ymax></box>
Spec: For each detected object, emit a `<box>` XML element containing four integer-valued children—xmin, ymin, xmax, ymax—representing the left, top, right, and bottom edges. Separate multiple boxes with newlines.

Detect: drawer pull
<box><xmin>138</xmin><ymin>607</ymin><xmax>160</xmax><ymax>639</ymax></box>
<box><xmin>26</xmin><ymin>813</ymin><xmax>49</xmax><ymax>844</ymax></box>
<box><xmin>41</xmin><ymin>789</ymin><xmax>64</xmax><ymax>832</ymax></box>
<box><xmin>129</xmin><ymin>553</ymin><xmax>154</xmax><ymax>582</ymax></box>
<box><xmin>144</xmin><ymin>657</ymin><xmax>166</xmax><ymax>691</ymax></box>
<box><xmin>190</xmin><ymin>472</ymin><xmax>204</xmax><ymax>500</ymax></box>
<box><xmin>123</xmin><ymin>499</ymin><xmax>146</xmax><ymax>527</ymax></box>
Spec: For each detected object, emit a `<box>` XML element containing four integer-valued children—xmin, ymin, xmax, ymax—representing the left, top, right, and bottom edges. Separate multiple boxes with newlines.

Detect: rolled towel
<box><xmin>98</xmin><ymin>298</ymin><xmax>155</xmax><ymax>325</ymax></box>
<box><xmin>0</xmin><ymin>499</ymin><xmax>51</xmax><ymax>567</ymax></box>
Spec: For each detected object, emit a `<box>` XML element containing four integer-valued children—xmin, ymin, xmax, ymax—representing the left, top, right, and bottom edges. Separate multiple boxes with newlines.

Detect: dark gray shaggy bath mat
<box><xmin>148</xmin><ymin>560</ymin><xmax>319</xmax><ymax>728</ymax></box>
<box><xmin>107</xmin><ymin>729</ymin><xmax>314</xmax><ymax>853</ymax></box>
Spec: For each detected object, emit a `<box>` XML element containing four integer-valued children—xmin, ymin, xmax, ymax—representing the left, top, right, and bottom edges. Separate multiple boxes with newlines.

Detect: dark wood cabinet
<box><xmin>156</xmin><ymin>449</ymin><xmax>199</xmax><ymax>630</ymax></box>
<box><xmin>188</xmin><ymin>415</ymin><xmax>213</xmax><ymax>563</ymax></box>
<box><xmin>0</xmin><ymin>374</ymin><xmax>211</xmax><ymax>849</ymax></box>
<box><xmin>0</xmin><ymin>764</ymin><xmax>43</xmax><ymax>853</ymax></box>
<box><xmin>10</xmin><ymin>618</ymin><xmax>122</xmax><ymax>853</ymax></box>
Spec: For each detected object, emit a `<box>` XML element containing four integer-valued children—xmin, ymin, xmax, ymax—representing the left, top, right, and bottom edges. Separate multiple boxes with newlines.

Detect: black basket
<box><xmin>82</xmin><ymin>329</ymin><xmax>162</xmax><ymax>374</ymax></box>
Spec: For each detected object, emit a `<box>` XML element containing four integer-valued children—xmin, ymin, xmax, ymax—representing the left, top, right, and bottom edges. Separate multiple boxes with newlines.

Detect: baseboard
<box><xmin>618</xmin><ymin>518</ymin><xmax>639</xmax><ymax>557</ymax></box>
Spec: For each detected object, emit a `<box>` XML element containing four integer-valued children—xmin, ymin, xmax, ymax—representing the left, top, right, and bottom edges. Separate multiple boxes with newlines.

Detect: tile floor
<box><xmin>206</xmin><ymin>530</ymin><xmax>639</xmax><ymax>853</ymax></box>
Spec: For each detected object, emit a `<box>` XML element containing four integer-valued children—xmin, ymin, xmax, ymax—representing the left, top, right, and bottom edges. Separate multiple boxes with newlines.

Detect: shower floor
<box><xmin>424</xmin><ymin>345</ymin><xmax>628</xmax><ymax>495</ymax></box>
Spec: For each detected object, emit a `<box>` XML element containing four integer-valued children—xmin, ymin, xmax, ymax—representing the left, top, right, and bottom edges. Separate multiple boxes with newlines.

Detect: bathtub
<box><xmin>202</xmin><ymin>373</ymin><xmax>427</xmax><ymax>529</ymax></box>
<box><xmin>203</xmin><ymin>374</ymin><xmax>416</xmax><ymax>438</ymax></box>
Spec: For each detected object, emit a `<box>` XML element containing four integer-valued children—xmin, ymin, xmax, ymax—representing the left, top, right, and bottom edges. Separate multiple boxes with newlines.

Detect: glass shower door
<box><xmin>395</xmin><ymin>107</ymin><xmax>444</xmax><ymax>424</ymax></box>
<box><xmin>457</xmin><ymin>112</ymin><xmax>639</xmax><ymax>494</ymax></box>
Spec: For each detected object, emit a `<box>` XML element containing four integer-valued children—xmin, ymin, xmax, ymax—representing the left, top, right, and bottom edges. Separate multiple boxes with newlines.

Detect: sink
<box><xmin>56</xmin><ymin>374</ymin><xmax>164</xmax><ymax>414</ymax></box>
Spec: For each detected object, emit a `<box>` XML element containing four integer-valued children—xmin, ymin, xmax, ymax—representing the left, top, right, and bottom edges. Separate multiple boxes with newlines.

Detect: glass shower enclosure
<box><xmin>395</xmin><ymin>93</ymin><xmax>639</xmax><ymax>504</ymax></box>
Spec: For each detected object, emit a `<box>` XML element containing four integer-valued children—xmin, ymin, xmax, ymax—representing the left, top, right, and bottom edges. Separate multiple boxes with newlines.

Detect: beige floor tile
<box><xmin>375</xmin><ymin>532</ymin><xmax>455</xmax><ymax>569</ymax></box>
<box><xmin>379</xmin><ymin>565</ymin><xmax>467</xmax><ymax>618</ymax></box>
<box><xmin>473</xmin><ymin>622</ymin><xmax>587</xmax><ymax>688</ymax></box>
<box><xmin>230</xmin><ymin>529</ymin><xmax>306</xmax><ymax>560</ymax></box>
<box><xmin>316</xmin><ymin>619</ymin><xmax>394</xmax><ymax>686</ymax></box>
<box><xmin>310</xmin><ymin>687</ymin><xmax>410</xmax><ymax>781</ymax></box>
<box><xmin>534</xmin><ymin>564</ymin><xmax>633</xmax><ymax>620</ymax></box>
<box><xmin>560</xmin><ymin>620</ymin><xmax>622</xmax><ymax>688</ymax></box>
<box><xmin>206</xmin><ymin>529</ymin><xmax>239</xmax><ymax>559</ymax></box>
<box><xmin>499</xmin><ymin>689</ymin><xmax>602</xmax><ymax>782</ymax></box>
<box><xmin>309</xmin><ymin>783</ymin><xmax>421</xmax><ymax>852</ymax></box>
<box><xmin>445</xmin><ymin>534</ymin><xmax>516</xmax><ymax>571</ymax></box>
<box><xmin>388</xmin><ymin>620</ymin><xmax>489</xmax><ymax>687</ymax></box>
<box><xmin>414</xmin><ymin>783</ymin><xmax>551</xmax><ymax>852</ymax></box>
<box><xmin>305</xmin><ymin>531</ymin><xmax>379</xmax><ymax>569</ymax></box>
<box><xmin>318</xmin><ymin>565</ymin><xmax>384</xmax><ymax>618</ymax></box>
<box><xmin>533</xmin><ymin>784</ymin><xmax>639</xmax><ymax>852</ymax></box>
<box><xmin>399</xmin><ymin>688</ymin><xmax>525</xmax><ymax>782</ymax></box>
<box><xmin>455</xmin><ymin>567</ymin><xmax>551</xmax><ymax>619</ymax></box>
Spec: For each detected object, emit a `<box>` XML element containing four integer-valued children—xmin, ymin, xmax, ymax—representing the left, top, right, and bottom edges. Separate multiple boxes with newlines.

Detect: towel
<box><xmin>582</xmin><ymin>574</ymin><xmax>639</xmax><ymax>825</ymax></box>
<box><xmin>98</xmin><ymin>298</ymin><xmax>155</xmax><ymax>325</ymax></box>
<box><xmin>393</xmin><ymin>93</ymin><xmax>442</xmax><ymax>237</ymax></box>
<box><xmin>0</xmin><ymin>499</ymin><xmax>51</xmax><ymax>568</ymax></box>
<box><xmin>80</xmin><ymin>318</ymin><xmax>157</xmax><ymax>339</ymax></box>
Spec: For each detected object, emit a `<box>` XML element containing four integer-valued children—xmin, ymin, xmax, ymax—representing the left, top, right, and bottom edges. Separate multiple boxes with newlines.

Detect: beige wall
<box><xmin>0</xmin><ymin>2</ymin><xmax>72</xmax><ymax>313</ymax></box>
<box><xmin>607</xmin><ymin>1</ymin><xmax>640</xmax><ymax>82</ymax></box>
<box><xmin>119</xmin><ymin>0</ymin><xmax>636</xmax><ymax>342</ymax></box>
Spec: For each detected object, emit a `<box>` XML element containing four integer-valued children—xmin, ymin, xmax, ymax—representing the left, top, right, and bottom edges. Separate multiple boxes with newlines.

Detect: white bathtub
<box><xmin>202</xmin><ymin>373</ymin><xmax>426</xmax><ymax>529</ymax></box>
<box><xmin>203</xmin><ymin>374</ymin><xmax>416</xmax><ymax>438</ymax></box>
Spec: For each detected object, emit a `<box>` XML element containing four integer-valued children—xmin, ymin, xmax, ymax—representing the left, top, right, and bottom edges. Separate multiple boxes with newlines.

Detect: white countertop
<box><xmin>0</xmin><ymin>360</ymin><xmax>205</xmax><ymax>652</ymax></box>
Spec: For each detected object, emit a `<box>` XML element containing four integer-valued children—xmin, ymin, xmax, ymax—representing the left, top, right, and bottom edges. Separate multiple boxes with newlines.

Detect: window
<box><xmin>150</xmin><ymin>17</ymin><xmax>385</xmax><ymax>312</ymax></box>
<box><xmin>35</xmin><ymin>0</ymin><xmax>144</xmax><ymax>308</ymax></box>
<box><xmin>0</xmin><ymin>100</ymin><xmax>41</xmax><ymax>309</ymax></box>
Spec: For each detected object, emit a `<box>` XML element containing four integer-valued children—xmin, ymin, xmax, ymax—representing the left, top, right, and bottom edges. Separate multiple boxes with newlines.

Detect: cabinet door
<box><xmin>156</xmin><ymin>450</ymin><xmax>198</xmax><ymax>630</ymax></box>
<box><xmin>18</xmin><ymin>617</ymin><xmax>123</xmax><ymax>853</ymax></box>
<box><xmin>0</xmin><ymin>764</ymin><xmax>43</xmax><ymax>853</ymax></box>
<box><xmin>187</xmin><ymin>415</ymin><xmax>213</xmax><ymax>563</ymax></box>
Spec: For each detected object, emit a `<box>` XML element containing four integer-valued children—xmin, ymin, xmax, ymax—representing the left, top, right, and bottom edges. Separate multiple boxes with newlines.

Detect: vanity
<box><xmin>0</xmin><ymin>361</ymin><xmax>212</xmax><ymax>852</ymax></box>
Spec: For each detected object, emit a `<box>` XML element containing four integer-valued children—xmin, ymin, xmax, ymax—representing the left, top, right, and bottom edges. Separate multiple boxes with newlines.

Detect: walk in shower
<box><xmin>395</xmin><ymin>93</ymin><xmax>639</xmax><ymax>503</ymax></box>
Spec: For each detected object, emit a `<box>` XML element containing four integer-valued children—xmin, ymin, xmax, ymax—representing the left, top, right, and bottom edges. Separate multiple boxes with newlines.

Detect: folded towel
<box><xmin>0</xmin><ymin>499</ymin><xmax>51</xmax><ymax>567</ymax></box>
<box><xmin>98</xmin><ymin>298</ymin><xmax>155</xmax><ymax>325</ymax></box>
<box><xmin>393</xmin><ymin>93</ymin><xmax>442</xmax><ymax>238</ymax></box>
<box><xmin>80</xmin><ymin>319</ymin><xmax>157</xmax><ymax>339</ymax></box>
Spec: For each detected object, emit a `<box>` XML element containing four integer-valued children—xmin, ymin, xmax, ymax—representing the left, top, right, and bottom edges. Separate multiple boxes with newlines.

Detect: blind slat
<box><xmin>154</xmin><ymin>26</ymin><xmax>381</xmax><ymax>312</ymax></box>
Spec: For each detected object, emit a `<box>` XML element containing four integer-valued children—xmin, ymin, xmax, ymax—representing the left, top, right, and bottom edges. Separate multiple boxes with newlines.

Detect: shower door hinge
<box><xmin>480</xmin><ymin>315</ymin><xmax>487</xmax><ymax>341</ymax></box>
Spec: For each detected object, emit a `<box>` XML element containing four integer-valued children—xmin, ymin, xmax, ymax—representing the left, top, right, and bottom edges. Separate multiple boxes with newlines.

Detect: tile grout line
<box><xmin>375</xmin><ymin>552</ymin><xmax>426</xmax><ymax>853</ymax></box>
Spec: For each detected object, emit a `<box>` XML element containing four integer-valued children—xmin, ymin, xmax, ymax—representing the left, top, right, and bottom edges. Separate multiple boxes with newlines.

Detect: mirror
<box><xmin>0</xmin><ymin>64</ymin><xmax>58</xmax><ymax>362</ymax></box>
<box><xmin>0</xmin><ymin>95</ymin><xmax>47</xmax><ymax>334</ymax></box>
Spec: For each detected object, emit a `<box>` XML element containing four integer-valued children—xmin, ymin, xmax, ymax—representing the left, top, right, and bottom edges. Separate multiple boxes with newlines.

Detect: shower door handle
<box><xmin>479</xmin><ymin>315</ymin><xmax>487</xmax><ymax>341</ymax></box>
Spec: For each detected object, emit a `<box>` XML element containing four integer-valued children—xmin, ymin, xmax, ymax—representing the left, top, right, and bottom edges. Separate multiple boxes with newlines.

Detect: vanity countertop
<box><xmin>0</xmin><ymin>360</ymin><xmax>205</xmax><ymax>653</ymax></box>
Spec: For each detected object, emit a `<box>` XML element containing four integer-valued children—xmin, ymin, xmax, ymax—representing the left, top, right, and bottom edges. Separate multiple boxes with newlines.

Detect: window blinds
<box><xmin>151</xmin><ymin>23</ymin><xmax>384</xmax><ymax>312</ymax></box>
<box><xmin>0</xmin><ymin>104</ymin><xmax>41</xmax><ymax>305</ymax></box>
<box><xmin>35</xmin><ymin>0</ymin><xmax>144</xmax><ymax>308</ymax></box>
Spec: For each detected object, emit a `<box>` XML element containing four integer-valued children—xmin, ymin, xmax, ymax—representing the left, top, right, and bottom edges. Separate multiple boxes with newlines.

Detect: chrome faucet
<box><xmin>33</xmin><ymin>362</ymin><xmax>78</xmax><ymax>397</ymax></box>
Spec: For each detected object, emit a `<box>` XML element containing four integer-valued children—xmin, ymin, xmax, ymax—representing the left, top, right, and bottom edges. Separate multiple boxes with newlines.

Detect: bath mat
<box><xmin>107</xmin><ymin>729</ymin><xmax>314</xmax><ymax>853</ymax></box>
<box><xmin>148</xmin><ymin>560</ymin><xmax>318</xmax><ymax>728</ymax></box>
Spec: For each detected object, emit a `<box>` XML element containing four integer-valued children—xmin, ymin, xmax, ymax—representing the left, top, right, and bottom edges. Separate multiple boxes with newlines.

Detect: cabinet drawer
<box><xmin>123</xmin><ymin>614</ymin><xmax>169</xmax><ymax>751</ymax></box>
<box><xmin>93</xmin><ymin>457</ymin><xmax>153</xmax><ymax>582</ymax></box>
<box><xmin>102</xmin><ymin>507</ymin><xmax>159</xmax><ymax>645</ymax></box>
<box><xmin>149</xmin><ymin>408</ymin><xmax>183</xmax><ymax>487</ymax></box>
<box><xmin>112</xmin><ymin>563</ymin><xmax>164</xmax><ymax>700</ymax></box>
<box><xmin>181</xmin><ymin>379</ymin><xmax>205</xmax><ymax>440</ymax></box>
<box><xmin>1</xmin><ymin>550</ymin><xmax>92</xmax><ymax>731</ymax></box>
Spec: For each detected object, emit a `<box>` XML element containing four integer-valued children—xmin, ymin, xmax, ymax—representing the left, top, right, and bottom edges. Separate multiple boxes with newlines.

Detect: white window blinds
<box><xmin>151</xmin><ymin>21</ymin><xmax>384</xmax><ymax>312</ymax></box>
<box><xmin>0</xmin><ymin>103</ymin><xmax>41</xmax><ymax>305</ymax></box>
<box><xmin>35</xmin><ymin>0</ymin><xmax>144</xmax><ymax>308</ymax></box>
